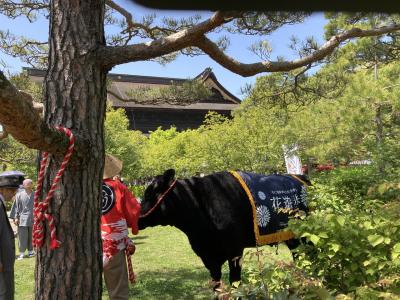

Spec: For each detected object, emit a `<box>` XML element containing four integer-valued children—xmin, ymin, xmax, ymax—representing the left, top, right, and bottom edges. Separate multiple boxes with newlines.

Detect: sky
<box><xmin>0</xmin><ymin>1</ymin><xmax>328</xmax><ymax>100</ymax></box>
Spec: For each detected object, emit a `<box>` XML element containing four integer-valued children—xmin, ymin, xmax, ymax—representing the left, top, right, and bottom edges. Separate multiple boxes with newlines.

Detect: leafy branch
<box><xmin>0</xmin><ymin>30</ymin><xmax>48</xmax><ymax>67</ymax></box>
<box><xmin>0</xmin><ymin>0</ymin><xmax>49</xmax><ymax>22</ymax></box>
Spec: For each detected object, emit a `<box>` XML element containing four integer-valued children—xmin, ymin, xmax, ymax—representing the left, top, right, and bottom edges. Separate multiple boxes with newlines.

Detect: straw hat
<box><xmin>103</xmin><ymin>154</ymin><xmax>123</xmax><ymax>179</ymax></box>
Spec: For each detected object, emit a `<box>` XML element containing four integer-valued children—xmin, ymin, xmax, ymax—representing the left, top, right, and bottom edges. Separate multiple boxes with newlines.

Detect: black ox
<box><xmin>138</xmin><ymin>169</ymin><xmax>310</xmax><ymax>286</ymax></box>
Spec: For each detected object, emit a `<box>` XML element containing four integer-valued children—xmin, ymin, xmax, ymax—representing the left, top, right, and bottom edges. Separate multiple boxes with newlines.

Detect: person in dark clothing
<box><xmin>0</xmin><ymin>182</ymin><xmax>18</xmax><ymax>300</ymax></box>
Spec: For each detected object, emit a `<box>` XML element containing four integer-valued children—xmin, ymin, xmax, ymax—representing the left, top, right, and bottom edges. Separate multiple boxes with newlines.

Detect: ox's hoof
<box><xmin>208</xmin><ymin>279</ymin><xmax>224</xmax><ymax>292</ymax></box>
<box><xmin>217</xmin><ymin>293</ymin><xmax>230</xmax><ymax>300</ymax></box>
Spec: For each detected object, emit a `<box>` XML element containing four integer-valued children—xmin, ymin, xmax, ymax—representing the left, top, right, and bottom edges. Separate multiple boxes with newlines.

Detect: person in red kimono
<box><xmin>101</xmin><ymin>154</ymin><xmax>141</xmax><ymax>300</ymax></box>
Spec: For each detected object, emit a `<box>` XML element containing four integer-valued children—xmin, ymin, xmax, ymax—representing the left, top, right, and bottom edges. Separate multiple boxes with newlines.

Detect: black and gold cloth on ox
<box><xmin>230</xmin><ymin>171</ymin><xmax>308</xmax><ymax>246</ymax></box>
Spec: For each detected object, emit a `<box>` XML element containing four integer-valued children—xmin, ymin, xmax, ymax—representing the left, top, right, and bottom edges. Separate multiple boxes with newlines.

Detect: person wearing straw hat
<box><xmin>101</xmin><ymin>154</ymin><xmax>141</xmax><ymax>300</ymax></box>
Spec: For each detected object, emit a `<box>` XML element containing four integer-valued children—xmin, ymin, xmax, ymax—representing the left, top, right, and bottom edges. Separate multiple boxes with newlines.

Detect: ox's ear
<box><xmin>162</xmin><ymin>169</ymin><xmax>176</xmax><ymax>186</ymax></box>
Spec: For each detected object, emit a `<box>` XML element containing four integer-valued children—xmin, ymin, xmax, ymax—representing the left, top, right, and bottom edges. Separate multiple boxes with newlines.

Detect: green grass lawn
<box><xmin>14</xmin><ymin>226</ymin><xmax>292</xmax><ymax>299</ymax></box>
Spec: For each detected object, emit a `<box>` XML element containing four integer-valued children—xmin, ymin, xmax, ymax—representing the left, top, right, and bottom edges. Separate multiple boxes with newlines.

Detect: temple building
<box><xmin>26</xmin><ymin>67</ymin><xmax>241</xmax><ymax>134</ymax></box>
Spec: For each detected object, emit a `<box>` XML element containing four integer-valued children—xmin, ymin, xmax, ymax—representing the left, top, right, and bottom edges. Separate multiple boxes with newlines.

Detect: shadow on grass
<box><xmin>134</xmin><ymin>241</ymin><xmax>146</xmax><ymax>245</ymax></box>
<box><xmin>133</xmin><ymin>235</ymin><xmax>148</xmax><ymax>240</ymax></box>
<box><xmin>129</xmin><ymin>267</ymin><xmax>215</xmax><ymax>299</ymax></box>
<box><xmin>132</xmin><ymin>235</ymin><xmax>148</xmax><ymax>245</ymax></box>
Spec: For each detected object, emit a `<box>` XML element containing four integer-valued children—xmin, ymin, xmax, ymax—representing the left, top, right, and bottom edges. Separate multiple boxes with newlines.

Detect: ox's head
<box><xmin>139</xmin><ymin>169</ymin><xmax>176</xmax><ymax>229</ymax></box>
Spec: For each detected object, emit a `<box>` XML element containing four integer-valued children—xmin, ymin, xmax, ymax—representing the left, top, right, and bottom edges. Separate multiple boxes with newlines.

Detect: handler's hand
<box><xmin>127</xmin><ymin>244</ymin><xmax>136</xmax><ymax>255</ymax></box>
<box><xmin>14</xmin><ymin>219</ymin><xmax>19</xmax><ymax>226</ymax></box>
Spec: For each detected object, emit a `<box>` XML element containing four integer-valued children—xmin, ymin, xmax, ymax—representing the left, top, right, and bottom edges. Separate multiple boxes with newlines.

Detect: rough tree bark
<box><xmin>34</xmin><ymin>0</ymin><xmax>107</xmax><ymax>299</ymax></box>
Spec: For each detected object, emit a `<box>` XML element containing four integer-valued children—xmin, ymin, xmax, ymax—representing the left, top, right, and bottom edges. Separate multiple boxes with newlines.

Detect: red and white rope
<box><xmin>33</xmin><ymin>126</ymin><xmax>75</xmax><ymax>249</ymax></box>
<box><xmin>103</xmin><ymin>237</ymin><xmax>136</xmax><ymax>285</ymax></box>
<box><xmin>125</xmin><ymin>240</ymin><xmax>136</xmax><ymax>285</ymax></box>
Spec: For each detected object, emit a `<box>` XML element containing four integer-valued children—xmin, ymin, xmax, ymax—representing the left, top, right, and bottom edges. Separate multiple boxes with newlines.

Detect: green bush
<box><xmin>367</xmin><ymin>182</ymin><xmax>400</xmax><ymax>202</ymax></box>
<box><xmin>317</xmin><ymin>166</ymin><xmax>379</xmax><ymax>199</ymax></box>
<box><xmin>288</xmin><ymin>184</ymin><xmax>400</xmax><ymax>295</ymax></box>
<box><xmin>128</xmin><ymin>185</ymin><xmax>146</xmax><ymax>200</ymax></box>
<box><xmin>219</xmin><ymin>246</ymin><xmax>330</xmax><ymax>300</ymax></box>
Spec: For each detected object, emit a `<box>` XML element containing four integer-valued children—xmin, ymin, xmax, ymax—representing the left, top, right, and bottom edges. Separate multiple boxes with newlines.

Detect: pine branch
<box><xmin>98</xmin><ymin>11</ymin><xmax>236</xmax><ymax>68</ymax></box>
<box><xmin>105</xmin><ymin>0</ymin><xmax>184</xmax><ymax>46</ymax></box>
<box><xmin>0</xmin><ymin>70</ymin><xmax>77</xmax><ymax>153</ymax></box>
<box><xmin>228</xmin><ymin>12</ymin><xmax>309</xmax><ymax>36</ymax></box>
<box><xmin>105</xmin><ymin>0</ymin><xmax>134</xmax><ymax>28</ymax></box>
<box><xmin>0</xmin><ymin>0</ymin><xmax>49</xmax><ymax>22</ymax></box>
<box><xmin>0</xmin><ymin>30</ymin><xmax>48</xmax><ymax>67</ymax></box>
<box><xmin>192</xmin><ymin>24</ymin><xmax>400</xmax><ymax>76</ymax></box>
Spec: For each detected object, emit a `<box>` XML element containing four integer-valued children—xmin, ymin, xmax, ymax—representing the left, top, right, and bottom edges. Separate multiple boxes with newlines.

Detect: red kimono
<box><xmin>101</xmin><ymin>178</ymin><xmax>141</xmax><ymax>267</ymax></box>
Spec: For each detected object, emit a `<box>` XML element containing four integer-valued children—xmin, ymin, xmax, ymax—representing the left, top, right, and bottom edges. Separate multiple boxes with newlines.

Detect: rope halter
<box><xmin>140</xmin><ymin>179</ymin><xmax>177</xmax><ymax>218</ymax></box>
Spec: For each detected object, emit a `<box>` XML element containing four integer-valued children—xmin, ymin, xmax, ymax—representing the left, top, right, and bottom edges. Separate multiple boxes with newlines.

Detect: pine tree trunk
<box><xmin>35</xmin><ymin>1</ymin><xmax>106</xmax><ymax>299</ymax></box>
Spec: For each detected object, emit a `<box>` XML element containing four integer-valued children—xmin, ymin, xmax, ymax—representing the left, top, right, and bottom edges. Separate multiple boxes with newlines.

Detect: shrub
<box><xmin>128</xmin><ymin>185</ymin><xmax>146</xmax><ymax>201</ymax></box>
<box><xmin>316</xmin><ymin>166</ymin><xmax>379</xmax><ymax>199</ymax></box>
<box><xmin>221</xmin><ymin>246</ymin><xmax>330</xmax><ymax>299</ymax></box>
<box><xmin>288</xmin><ymin>184</ymin><xmax>400</xmax><ymax>295</ymax></box>
<box><xmin>367</xmin><ymin>182</ymin><xmax>400</xmax><ymax>202</ymax></box>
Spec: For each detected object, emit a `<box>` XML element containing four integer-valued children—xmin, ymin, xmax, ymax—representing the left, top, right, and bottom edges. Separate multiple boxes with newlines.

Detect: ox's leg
<box><xmin>207</xmin><ymin>261</ymin><xmax>222</xmax><ymax>282</ymax></box>
<box><xmin>202</xmin><ymin>256</ymin><xmax>224</xmax><ymax>290</ymax></box>
<box><xmin>286</xmin><ymin>238</ymin><xmax>301</xmax><ymax>261</ymax></box>
<box><xmin>286</xmin><ymin>237</ymin><xmax>311</xmax><ymax>261</ymax></box>
<box><xmin>228</xmin><ymin>253</ymin><xmax>243</xmax><ymax>285</ymax></box>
